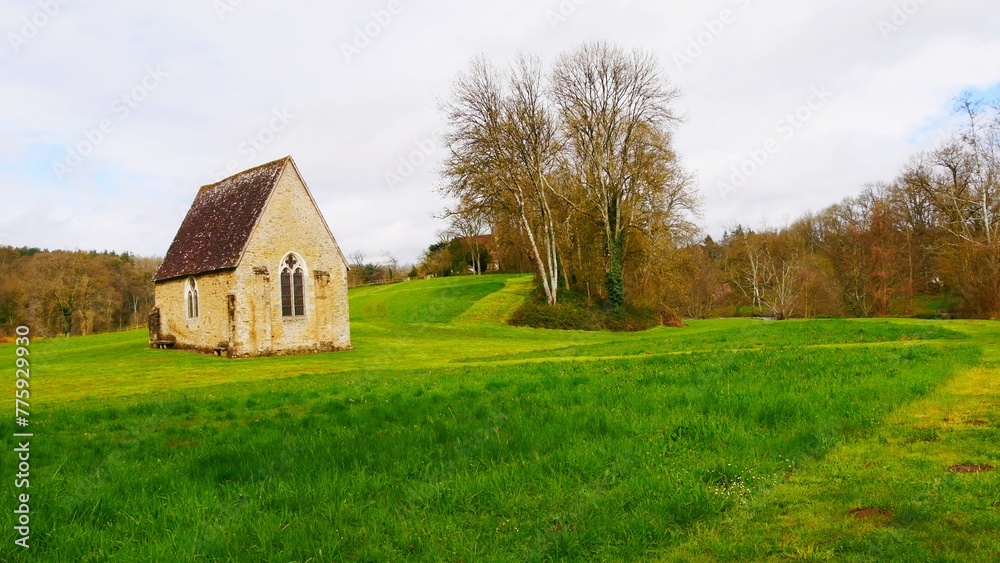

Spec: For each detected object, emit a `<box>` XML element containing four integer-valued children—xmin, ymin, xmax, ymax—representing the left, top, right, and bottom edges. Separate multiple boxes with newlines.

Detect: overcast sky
<box><xmin>2</xmin><ymin>1</ymin><xmax>998</xmax><ymax>264</ymax></box>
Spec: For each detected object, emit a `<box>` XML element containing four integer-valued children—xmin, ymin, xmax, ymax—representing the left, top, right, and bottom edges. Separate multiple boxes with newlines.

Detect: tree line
<box><xmin>346</xmin><ymin>250</ymin><xmax>420</xmax><ymax>287</ymax></box>
<box><xmin>671</xmin><ymin>95</ymin><xmax>998</xmax><ymax>320</ymax></box>
<box><xmin>0</xmin><ymin>247</ymin><xmax>160</xmax><ymax>338</ymax></box>
<box><xmin>437</xmin><ymin>42</ymin><xmax>998</xmax><ymax>320</ymax></box>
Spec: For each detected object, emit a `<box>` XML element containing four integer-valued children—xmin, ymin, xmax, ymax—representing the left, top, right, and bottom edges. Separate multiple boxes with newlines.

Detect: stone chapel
<box><xmin>149</xmin><ymin>156</ymin><xmax>351</xmax><ymax>357</ymax></box>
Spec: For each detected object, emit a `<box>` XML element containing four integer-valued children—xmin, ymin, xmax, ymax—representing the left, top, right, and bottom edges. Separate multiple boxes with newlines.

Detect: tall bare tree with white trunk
<box><xmin>441</xmin><ymin>55</ymin><xmax>563</xmax><ymax>304</ymax></box>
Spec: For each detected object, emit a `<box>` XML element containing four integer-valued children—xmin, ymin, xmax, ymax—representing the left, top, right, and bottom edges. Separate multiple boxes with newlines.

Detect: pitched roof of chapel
<box><xmin>153</xmin><ymin>157</ymin><xmax>290</xmax><ymax>282</ymax></box>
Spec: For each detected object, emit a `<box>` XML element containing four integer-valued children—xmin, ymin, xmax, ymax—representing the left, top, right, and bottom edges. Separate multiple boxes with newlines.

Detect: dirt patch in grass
<box><xmin>850</xmin><ymin>508</ymin><xmax>894</xmax><ymax>519</ymax></box>
<box><xmin>948</xmin><ymin>464</ymin><xmax>994</xmax><ymax>474</ymax></box>
<box><xmin>965</xmin><ymin>419</ymin><xmax>989</xmax><ymax>426</ymax></box>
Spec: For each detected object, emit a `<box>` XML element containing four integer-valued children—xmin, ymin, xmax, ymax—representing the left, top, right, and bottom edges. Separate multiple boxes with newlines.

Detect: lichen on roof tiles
<box><xmin>153</xmin><ymin>157</ymin><xmax>290</xmax><ymax>282</ymax></box>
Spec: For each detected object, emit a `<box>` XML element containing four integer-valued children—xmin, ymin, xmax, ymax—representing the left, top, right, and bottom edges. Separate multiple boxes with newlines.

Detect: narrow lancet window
<box><xmin>280</xmin><ymin>254</ymin><xmax>305</xmax><ymax>317</ymax></box>
<box><xmin>186</xmin><ymin>277</ymin><xmax>199</xmax><ymax>319</ymax></box>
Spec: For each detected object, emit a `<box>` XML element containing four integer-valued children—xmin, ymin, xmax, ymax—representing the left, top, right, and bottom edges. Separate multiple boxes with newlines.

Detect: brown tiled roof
<box><xmin>153</xmin><ymin>157</ymin><xmax>289</xmax><ymax>282</ymax></box>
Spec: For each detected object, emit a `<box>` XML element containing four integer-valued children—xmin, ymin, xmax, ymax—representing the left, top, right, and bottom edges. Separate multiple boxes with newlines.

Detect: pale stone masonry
<box><xmin>150</xmin><ymin>156</ymin><xmax>351</xmax><ymax>357</ymax></box>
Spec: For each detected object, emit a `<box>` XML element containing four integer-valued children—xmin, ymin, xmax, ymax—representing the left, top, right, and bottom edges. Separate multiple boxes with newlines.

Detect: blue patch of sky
<box><xmin>967</xmin><ymin>82</ymin><xmax>1000</xmax><ymax>101</ymax></box>
<box><xmin>904</xmin><ymin>81</ymin><xmax>1000</xmax><ymax>149</ymax></box>
<box><xmin>4</xmin><ymin>143</ymin><xmax>186</xmax><ymax>215</ymax></box>
<box><xmin>0</xmin><ymin>144</ymin><xmax>65</xmax><ymax>189</ymax></box>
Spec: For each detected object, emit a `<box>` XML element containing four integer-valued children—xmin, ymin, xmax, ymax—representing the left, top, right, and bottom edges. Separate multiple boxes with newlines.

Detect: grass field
<box><xmin>3</xmin><ymin>274</ymin><xmax>998</xmax><ymax>561</ymax></box>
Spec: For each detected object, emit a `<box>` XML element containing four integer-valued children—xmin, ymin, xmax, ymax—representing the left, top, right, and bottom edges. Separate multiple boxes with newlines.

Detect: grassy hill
<box><xmin>3</xmin><ymin>275</ymin><xmax>998</xmax><ymax>561</ymax></box>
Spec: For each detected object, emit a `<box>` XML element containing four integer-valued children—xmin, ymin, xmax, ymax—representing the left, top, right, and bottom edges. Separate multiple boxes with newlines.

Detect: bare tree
<box><xmin>900</xmin><ymin>96</ymin><xmax>1000</xmax><ymax>316</ymax></box>
<box><xmin>446</xmin><ymin>206</ymin><xmax>488</xmax><ymax>275</ymax></box>
<box><xmin>725</xmin><ymin>228</ymin><xmax>766</xmax><ymax>316</ymax></box>
<box><xmin>442</xmin><ymin>55</ymin><xmax>563</xmax><ymax>304</ymax></box>
<box><xmin>348</xmin><ymin>250</ymin><xmax>367</xmax><ymax>270</ymax></box>
<box><xmin>552</xmin><ymin>42</ymin><xmax>692</xmax><ymax>308</ymax></box>
<box><xmin>381</xmin><ymin>250</ymin><xmax>400</xmax><ymax>280</ymax></box>
<box><xmin>761</xmin><ymin>242</ymin><xmax>803</xmax><ymax>321</ymax></box>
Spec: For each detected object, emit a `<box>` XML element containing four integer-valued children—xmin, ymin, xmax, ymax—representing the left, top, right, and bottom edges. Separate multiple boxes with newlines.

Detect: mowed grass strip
<box><xmin>466</xmin><ymin>318</ymin><xmax>968</xmax><ymax>365</ymax></box>
<box><xmin>3</xmin><ymin>341</ymin><xmax>978</xmax><ymax>560</ymax></box>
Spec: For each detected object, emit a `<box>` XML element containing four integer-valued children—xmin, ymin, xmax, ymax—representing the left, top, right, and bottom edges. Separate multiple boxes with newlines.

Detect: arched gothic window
<box><xmin>280</xmin><ymin>254</ymin><xmax>305</xmax><ymax>317</ymax></box>
<box><xmin>186</xmin><ymin>277</ymin><xmax>199</xmax><ymax>319</ymax></box>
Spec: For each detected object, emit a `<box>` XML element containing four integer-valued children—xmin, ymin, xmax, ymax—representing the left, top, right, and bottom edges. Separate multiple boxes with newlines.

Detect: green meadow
<box><xmin>3</xmin><ymin>274</ymin><xmax>998</xmax><ymax>561</ymax></box>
